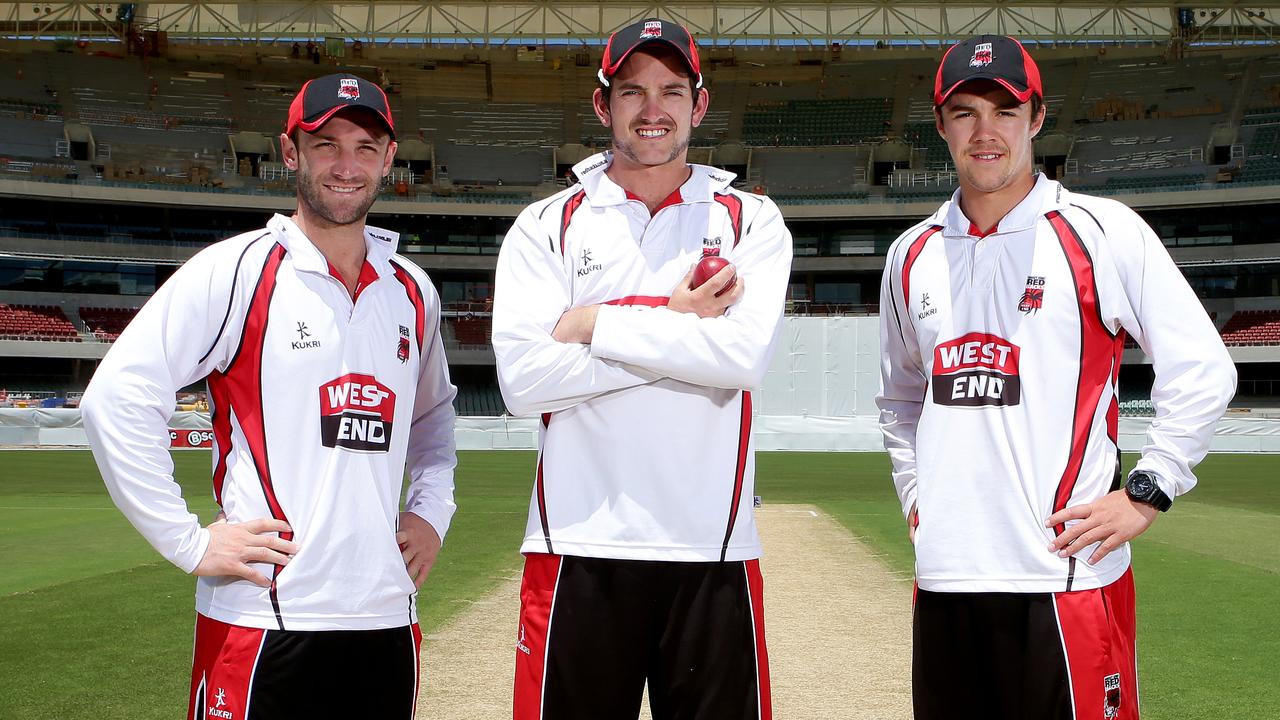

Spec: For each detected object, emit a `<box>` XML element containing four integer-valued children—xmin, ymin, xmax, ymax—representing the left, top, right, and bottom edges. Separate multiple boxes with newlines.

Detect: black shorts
<box><xmin>514</xmin><ymin>553</ymin><xmax>771</xmax><ymax>720</ymax></box>
<box><xmin>187</xmin><ymin>613</ymin><xmax>421</xmax><ymax>720</ymax></box>
<box><xmin>912</xmin><ymin>569</ymin><xmax>1138</xmax><ymax>720</ymax></box>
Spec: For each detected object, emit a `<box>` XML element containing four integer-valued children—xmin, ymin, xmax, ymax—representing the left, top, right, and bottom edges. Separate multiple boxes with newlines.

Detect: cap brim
<box><xmin>295</xmin><ymin>105</ymin><xmax>395</xmax><ymax>139</ymax></box>
<box><xmin>937</xmin><ymin>76</ymin><xmax>1035</xmax><ymax>107</ymax></box>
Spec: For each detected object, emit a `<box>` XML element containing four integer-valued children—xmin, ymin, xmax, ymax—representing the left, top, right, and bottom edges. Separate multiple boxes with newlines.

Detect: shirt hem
<box><xmin>521</xmin><ymin>538</ymin><xmax>762</xmax><ymax>562</ymax></box>
<box><xmin>196</xmin><ymin>602</ymin><xmax>419</xmax><ymax>631</ymax></box>
<box><xmin>916</xmin><ymin>561</ymin><xmax>1129</xmax><ymax>594</ymax></box>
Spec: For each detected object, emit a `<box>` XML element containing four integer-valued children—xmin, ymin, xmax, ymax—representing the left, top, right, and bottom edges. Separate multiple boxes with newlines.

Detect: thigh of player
<box><xmin>913</xmin><ymin>579</ymin><xmax>1138</xmax><ymax>720</ymax></box>
<box><xmin>914</xmin><ymin>588</ymin><xmax>1073</xmax><ymax>720</ymax></box>
<box><xmin>188</xmin><ymin>613</ymin><xmax>422</xmax><ymax>720</ymax></box>
<box><xmin>1053</xmin><ymin>569</ymin><xmax>1139</xmax><ymax>720</ymax></box>
<box><xmin>514</xmin><ymin>554</ymin><xmax>652</xmax><ymax>720</ymax></box>
<box><xmin>646</xmin><ymin>558</ymin><xmax>771</xmax><ymax>720</ymax></box>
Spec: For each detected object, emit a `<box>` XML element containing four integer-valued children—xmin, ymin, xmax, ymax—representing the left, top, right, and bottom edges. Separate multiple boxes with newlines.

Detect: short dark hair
<box><xmin>1029</xmin><ymin>95</ymin><xmax>1045</xmax><ymax>125</ymax></box>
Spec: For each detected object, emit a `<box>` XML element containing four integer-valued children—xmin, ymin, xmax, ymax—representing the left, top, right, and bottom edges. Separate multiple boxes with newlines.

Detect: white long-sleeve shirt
<box><xmin>81</xmin><ymin>214</ymin><xmax>457</xmax><ymax>630</ymax></box>
<box><xmin>877</xmin><ymin>175</ymin><xmax>1236</xmax><ymax>593</ymax></box>
<box><xmin>493</xmin><ymin>153</ymin><xmax>793</xmax><ymax>561</ymax></box>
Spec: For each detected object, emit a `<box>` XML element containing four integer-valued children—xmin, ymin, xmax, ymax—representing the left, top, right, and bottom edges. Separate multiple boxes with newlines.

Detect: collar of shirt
<box><xmin>267</xmin><ymin>213</ymin><xmax>400</xmax><ymax>280</ymax></box>
<box><xmin>570</xmin><ymin>151</ymin><xmax>737</xmax><ymax>209</ymax></box>
<box><xmin>937</xmin><ymin>173</ymin><xmax>1067</xmax><ymax>238</ymax></box>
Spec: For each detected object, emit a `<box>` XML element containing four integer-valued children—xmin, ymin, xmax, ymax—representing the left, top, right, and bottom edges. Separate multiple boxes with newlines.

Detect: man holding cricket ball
<box><xmin>492</xmin><ymin>17</ymin><xmax>793</xmax><ymax>720</ymax></box>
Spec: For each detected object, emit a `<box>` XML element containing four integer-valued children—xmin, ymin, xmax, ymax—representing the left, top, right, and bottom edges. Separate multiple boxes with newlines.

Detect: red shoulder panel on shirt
<box><xmin>901</xmin><ymin>225</ymin><xmax>943</xmax><ymax>311</ymax></box>
<box><xmin>1046</xmin><ymin>211</ymin><xmax>1125</xmax><ymax>534</ymax></box>
<box><xmin>559</xmin><ymin>190</ymin><xmax>588</xmax><ymax>256</ymax></box>
<box><xmin>713</xmin><ymin>193</ymin><xmax>745</xmax><ymax>248</ymax></box>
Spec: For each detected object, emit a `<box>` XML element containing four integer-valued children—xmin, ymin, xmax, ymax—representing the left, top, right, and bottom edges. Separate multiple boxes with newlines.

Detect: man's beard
<box><xmin>613</xmin><ymin>129</ymin><xmax>690</xmax><ymax>167</ymax></box>
<box><xmin>296</xmin><ymin>169</ymin><xmax>380</xmax><ymax>227</ymax></box>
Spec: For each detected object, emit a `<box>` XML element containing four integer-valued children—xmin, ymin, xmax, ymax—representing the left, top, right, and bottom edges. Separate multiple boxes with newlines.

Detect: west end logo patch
<box><xmin>337</xmin><ymin>78</ymin><xmax>360</xmax><ymax>100</ymax></box>
<box><xmin>931</xmin><ymin>332</ymin><xmax>1021</xmax><ymax>407</ymax></box>
<box><xmin>970</xmin><ymin>42</ymin><xmax>994</xmax><ymax>68</ymax></box>
<box><xmin>319</xmin><ymin>374</ymin><xmax>395</xmax><ymax>452</ymax></box>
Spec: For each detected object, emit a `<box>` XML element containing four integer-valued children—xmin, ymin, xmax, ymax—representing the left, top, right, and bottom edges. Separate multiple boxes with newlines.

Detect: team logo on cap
<box><xmin>970</xmin><ymin>42</ymin><xmax>994</xmax><ymax>68</ymax></box>
<box><xmin>642</xmin><ymin>20</ymin><xmax>663</xmax><ymax>38</ymax></box>
<box><xmin>337</xmin><ymin>78</ymin><xmax>360</xmax><ymax>100</ymax></box>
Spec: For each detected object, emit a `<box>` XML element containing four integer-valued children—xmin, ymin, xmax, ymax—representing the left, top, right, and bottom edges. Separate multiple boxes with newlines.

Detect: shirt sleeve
<box><xmin>875</xmin><ymin>235</ymin><xmax>927</xmax><ymax>520</ymax></box>
<box><xmin>402</xmin><ymin>280</ymin><xmax>459</xmax><ymax>542</ymax></box>
<box><xmin>1109</xmin><ymin>208</ymin><xmax>1237</xmax><ymax>498</ymax></box>
<box><xmin>80</xmin><ymin>243</ymin><xmax>247</xmax><ymax>573</ymax></box>
<box><xmin>492</xmin><ymin>205</ymin><xmax>663</xmax><ymax>417</ymax></box>
<box><xmin>588</xmin><ymin>196</ymin><xmax>793</xmax><ymax>390</ymax></box>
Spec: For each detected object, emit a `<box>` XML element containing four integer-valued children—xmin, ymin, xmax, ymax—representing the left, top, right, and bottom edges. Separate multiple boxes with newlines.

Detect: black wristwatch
<box><xmin>1125</xmin><ymin>471</ymin><xmax>1172</xmax><ymax>512</ymax></box>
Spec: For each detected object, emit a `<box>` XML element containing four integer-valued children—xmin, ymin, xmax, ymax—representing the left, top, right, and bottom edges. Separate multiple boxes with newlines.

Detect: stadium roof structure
<box><xmin>0</xmin><ymin>1</ymin><xmax>1278</xmax><ymax>47</ymax></box>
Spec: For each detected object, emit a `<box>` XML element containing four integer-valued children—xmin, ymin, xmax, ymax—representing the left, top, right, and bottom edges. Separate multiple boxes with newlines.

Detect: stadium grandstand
<box><xmin>1</xmin><ymin>0</ymin><xmax>1278</xmax><ymax>430</ymax></box>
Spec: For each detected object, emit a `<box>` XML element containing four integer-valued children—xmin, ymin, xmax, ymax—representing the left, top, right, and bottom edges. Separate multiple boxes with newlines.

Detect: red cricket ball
<box><xmin>690</xmin><ymin>256</ymin><xmax>737</xmax><ymax>297</ymax></box>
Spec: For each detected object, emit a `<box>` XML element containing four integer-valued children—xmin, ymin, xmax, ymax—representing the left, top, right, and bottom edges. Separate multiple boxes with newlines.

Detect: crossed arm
<box><xmin>493</xmin><ymin>201</ymin><xmax>792</xmax><ymax>415</ymax></box>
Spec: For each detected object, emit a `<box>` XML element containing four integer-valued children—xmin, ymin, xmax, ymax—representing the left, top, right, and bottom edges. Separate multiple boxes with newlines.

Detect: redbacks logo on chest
<box><xmin>397</xmin><ymin>324</ymin><xmax>411</xmax><ymax>364</ymax></box>
<box><xmin>1019</xmin><ymin>275</ymin><xmax>1045</xmax><ymax>314</ymax></box>
<box><xmin>932</xmin><ymin>333</ymin><xmax>1021</xmax><ymax>407</ymax></box>
<box><xmin>319</xmin><ymin>374</ymin><xmax>396</xmax><ymax>452</ymax></box>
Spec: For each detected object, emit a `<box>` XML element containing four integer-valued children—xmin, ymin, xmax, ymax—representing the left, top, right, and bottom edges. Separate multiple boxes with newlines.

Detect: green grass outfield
<box><xmin>1</xmin><ymin>450</ymin><xmax>1275</xmax><ymax>719</ymax></box>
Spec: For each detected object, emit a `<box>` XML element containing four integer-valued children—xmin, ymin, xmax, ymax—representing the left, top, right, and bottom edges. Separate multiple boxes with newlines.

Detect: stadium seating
<box><xmin>771</xmin><ymin>191</ymin><xmax>869</xmax><ymax>206</ymax></box>
<box><xmin>1118</xmin><ymin>387</ymin><xmax>1155</xmax><ymax>416</ymax></box>
<box><xmin>79</xmin><ymin>307</ymin><xmax>140</xmax><ymax>341</ymax></box>
<box><xmin>1069</xmin><ymin>172</ymin><xmax>1207</xmax><ymax>194</ymax></box>
<box><xmin>885</xmin><ymin>184</ymin><xmax>955</xmax><ymax>201</ymax></box>
<box><xmin>0</xmin><ymin>304</ymin><xmax>79</xmax><ymax>341</ymax></box>
<box><xmin>742</xmin><ymin>98</ymin><xmax>893</xmax><ymax>146</ymax></box>
<box><xmin>1236</xmin><ymin>124</ymin><xmax>1280</xmax><ymax>185</ymax></box>
<box><xmin>453</xmin><ymin>383</ymin><xmax>508</xmax><ymax>416</ymax></box>
<box><xmin>1220</xmin><ymin>310</ymin><xmax>1280</xmax><ymax>346</ymax></box>
<box><xmin>903</xmin><ymin>121</ymin><xmax>952</xmax><ymax>171</ymax></box>
<box><xmin>0</xmin><ymin>45</ymin><xmax>1274</xmax><ymax>204</ymax></box>
<box><xmin>449</xmin><ymin>316</ymin><xmax>493</xmax><ymax>348</ymax></box>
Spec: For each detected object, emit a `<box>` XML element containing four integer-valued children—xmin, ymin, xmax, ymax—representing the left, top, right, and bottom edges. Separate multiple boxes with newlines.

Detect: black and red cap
<box><xmin>934</xmin><ymin>35</ymin><xmax>1042</xmax><ymax>107</ymax></box>
<box><xmin>285</xmin><ymin>73</ymin><xmax>395</xmax><ymax>140</ymax></box>
<box><xmin>599</xmin><ymin>17</ymin><xmax>703</xmax><ymax>89</ymax></box>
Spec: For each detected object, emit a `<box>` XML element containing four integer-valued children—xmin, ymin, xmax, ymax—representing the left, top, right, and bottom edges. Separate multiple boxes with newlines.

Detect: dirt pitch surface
<box><xmin>418</xmin><ymin>504</ymin><xmax>913</xmax><ymax>719</ymax></box>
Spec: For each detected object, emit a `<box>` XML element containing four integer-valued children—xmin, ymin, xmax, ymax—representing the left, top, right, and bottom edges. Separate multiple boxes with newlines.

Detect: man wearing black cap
<box><xmin>876</xmin><ymin>36</ymin><xmax>1234</xmax><ymax>719</ymax></box>
<box><xmin>493</xmin><ymin>17</ymin><xmax>792</xmax><ymax>720</ymax></box>
<box><xmin>81</xmin><ymin>73</ymin><xmax>458</xmax><ymax>717</ymax></box>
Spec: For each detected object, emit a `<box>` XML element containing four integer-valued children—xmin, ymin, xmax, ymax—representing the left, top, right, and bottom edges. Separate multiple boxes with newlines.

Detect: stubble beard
<box><xmin>613</xmin><ymin>129</ymin><xmax>690</xmax><ymax>168</ymax></box>
<box><xmin>296</xmin><ymin>167</ymin><xmax>379</xmax><ymax>227</ymax></box>
<box><xmin>959</xmin><ymin>146</ymin><xmax>1024</xmax><ymax>195</ymax></box>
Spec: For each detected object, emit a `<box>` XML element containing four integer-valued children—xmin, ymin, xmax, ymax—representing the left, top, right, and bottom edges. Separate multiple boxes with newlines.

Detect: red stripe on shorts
<box><xmin>745</xmin><ymin>559</ymin><xmax>773</xmax><ymax>720</ymax></box>
<box><xmin>1054</xmin><ymin>568</ymin><xmax>1139</xmax><ymax>720</ymax></box>
<box><xmin>514</xmin><ymin>553</ymin><xmax>564</xmax><ymax>720</ymax></box>
<box><xmin>188</xmin><ymin>613</ymin><xmax>266</xmax><ymax>720</ymax></box>
<box><xmin>411</xmin><ymin>622</ymin><xmax>424</xmax><ymax>715</ymax></box>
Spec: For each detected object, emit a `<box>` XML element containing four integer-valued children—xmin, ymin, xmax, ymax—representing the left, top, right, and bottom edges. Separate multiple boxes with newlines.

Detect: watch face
<box><xmin>1129</xmin><ymin>474</ymin><xmax>1153</xmax><ymax>497</ymax></box>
